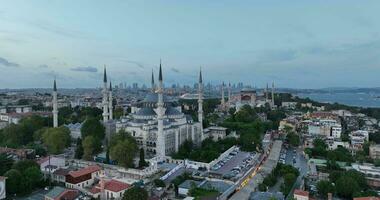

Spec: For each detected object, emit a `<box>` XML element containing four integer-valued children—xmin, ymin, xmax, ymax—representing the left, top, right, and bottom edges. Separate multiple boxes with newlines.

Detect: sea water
<box><xmin>296</xmin><ymin>92</ymin><xmax>380</xmax><ymax>108</ymax></box>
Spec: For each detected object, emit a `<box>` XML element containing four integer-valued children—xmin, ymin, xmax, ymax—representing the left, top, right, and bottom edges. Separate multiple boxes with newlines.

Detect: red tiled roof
<box><xmin>68</xmin><ymin>165</ymin><xmax>101</xmax><ymax>178</ymax></box>
<box><xmin>57</xmin><ymin>189</ymin><xmax>80</xmax><ymax>200</ymax></box>
<box><xmin>91</xmin><ymin>179</ymin><xmax>130</xmax><ymax>194</ymax></box>
<box><xmin>89</xmin><ymin>187</ymin><xmax>101</xmax><ymax>194</ymax></box>
<box><xmin>354</xmin><ymin>197</ymin><xmax>380</xmax><ymax>200</ymax></box>
<box><xmin>104</xmin><ymin>180</ymin><xmax>130</xmax><ymax>192</ymax></box>
<box><xmin>294</xmin><ymin>189</ymin><xmax>309</xmax><ymax>197</ymax></box>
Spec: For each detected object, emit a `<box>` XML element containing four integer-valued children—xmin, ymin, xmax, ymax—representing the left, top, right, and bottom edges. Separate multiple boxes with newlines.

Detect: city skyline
<box><xmin>1</xmin><ymin>0</ymin><xmax>380</xmax><ymax>89</ymax></box>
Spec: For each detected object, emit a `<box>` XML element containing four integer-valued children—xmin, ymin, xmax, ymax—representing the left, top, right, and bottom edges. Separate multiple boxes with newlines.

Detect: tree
<box><xmin>113</xmin><ymin>107</ymin><xmax>124</xmax><ymax>119</ymax></box>
<box><xmin>109</xmin><ymin>130</ymin><xmax>138</xmax><ymax>168</ymax></box>
<box><xmin>139</xmin><ymin>148</ymin><xmax>147</xmax><ymax>168</ymax></box>
<box><xmin>228</xmin><ymin>107</ymin><xmax>236</xmax><ymax>116</ymax></box>
<box><xmin>309</xmin><ymin>138</ymin><xmax>328</xmax><ymax>158</ymax></box>
<box><xmin>172</xmin><ymin>138</ymin><xmax>238</xmax><ymax>163</ymax></box>
<box><xmin>79</xmin><ymin>107</ymin><xmax>103</xmax><ymax>120</ymax></box>
<box><xmin>267</xmin><ymin>110</ymin><xmax>286</xmax><ymax>129</ymax></box>
<box><xmin>0</xmin><ymin>115</ymin><xmax>46</xmax><ymax>147</ymax></box>
<box><xmin>75</xmin><ymin>138</ymin><xmax>84</xmax><ymax>159</ymax></box>
<box><xmin>26</xmin><ymin>143</ymin><xmax>47</xmax><ymax>157</ymax></box>
<box><xmin>327</xmin><ymin>147</ymin><xmax>353</xmax><ymax>163</ymax></box>
<box><xmin>258</xmin><ymin>183</ymin><xmax>267</xmax><ymax>191</ymax></box>
<box><xmin>370</xmin><ymin>132</ymin><xmax>380</xmax><ymax>144</ymax></box>
<box><xmin>12</xmin><ymin>160</ymin><xmax>39</xmax><ymax>172</ymax></box>
<box><xmin>5</xmin><ymin>160</ymin><xmax>43</xmax><ymax>195</ymax></box>
<box><xmin>81</xmin><ymin>117</ymin><xmax>105</xmax><ymax>139</ymax></box>
<box><xmin>4</xmin><ymin>169</ymin><xmax>22</xmax><ymax>194</ymax></box>
<box><xmin>0</xmin><ymin>153</ymin><xmax>13</xmax><ymax>175</ymax></box>
<box><xmin>188</xmin><ymin>187</ymin><xmax>219</xmax><ymax>199</ymax></box>
<box><xmin>283</xmin><ymin>125</ymin><xmax>293</xmax><ymax>134</ymax></box>
<box><xmin>153</xmin><ymin>179</ymin><xmax>166</xmax><ymax>187</ymax></box>
<box><xmin>17</xmin><ymin>99</ymin><xmax>30</xmax><ymax>105</ymax></box>
<box><xmin>19</xmin><ymin>115</ymin><xmax>45</xmax><ymax>144</ymax></box>
<box><xmin>123</xmin><ymin>186</ymin><xmax>148</xmax><ymax>200</ymax></box>
<box><xmin>82</xmin><ymin>135</ymin><xmax>101</xmax><ymax>160</ymax></box>
<box><xmin>317</xmin><ymin>180</ymin><xmax>335</xmax><ymax>198</ymax></box>
<box><xmin>22</xmin><ymin>166</ymin><xmax>43</xmax><ymax>193</ymax></box>
<box><xmin>235</xmin><ymin>105</ymin><xmax>256</xmax><ymax>123</ymax></box>
<box><xmin>336</xmin><ymin>175</ymin><xmax>360</xmax><ymax>198</ymax></box>
<box><xmin>287</xmin><ymin>132</ymin><xmax>300</xmax><ymax>147</ymax></box>
<box><xmin>344</xmin><ymin>170</ymin><xmax>367</xmax><ymax>189</ymax></box>
<box><xmin>374</xmin><ymin>159</ymin><xmax>380</xmax><ymax>167</ymax></box>
<box><xmin>281</xmin><ymin>173</ymin><xmax>297</xmax><ymax>195</ymax></box>
<box><xmin>313</xmin><ymin>138</ymin><xmax>328</xmax><ymax>149</ymax></box>
<box><xmin>41</xmin><ymin>127</ymin><xmax>71</xmax><ymax>154</ymax></box>
<box><xmin>110</xmin><ymin>139</ymin><xmax>137</xmax><ymax>168</ymax></box>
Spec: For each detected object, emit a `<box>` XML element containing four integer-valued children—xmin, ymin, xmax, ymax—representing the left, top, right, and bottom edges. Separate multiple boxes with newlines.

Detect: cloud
<box><xmin>70</xmin><ymin>66</ymin><xmax>98</xmax><ymax>73</ymax></box>
<box><xmin>0</xmin><ymin>56</ymin><xmax>19</xmax><ymax>67</ymax></box>
<box><xmin>124</xmin><ymin>60</ymin><xmax>145</xmax><ymax>69</ymax></box>
<box><xmin>257</xmin><ymin>49</ymin><xmax>297</xmax><ymax>64</ymax></box>
<box><xmin>29</xmin><ymin>20</ymin><xmax>86</xmax><ymax>39</ymax></box>
<box><xmin>42</xmin><ymin>71</ymin><xmax>58</xmax><ymax>78</ymax></box>
<box><xmin>38</xmin><ymin>64</ymin><xmax>49</xmax><ymax>68</ymax></box>
<box><xmin>171</xmin><ymin>68</ymin><xmax>180</xmax><ymax>73</ymax></box>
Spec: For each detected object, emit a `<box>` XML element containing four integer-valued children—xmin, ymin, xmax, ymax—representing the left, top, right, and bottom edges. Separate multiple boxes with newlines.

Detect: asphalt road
<box><xmin>285</xmin><ymin>147</ymin><xmax>308</xmax><ymax>199</ymax></box>
<box><xmin>230</xmin><ymin>140</ymin><xmax>283</xmax><ymax>200</ymax></box>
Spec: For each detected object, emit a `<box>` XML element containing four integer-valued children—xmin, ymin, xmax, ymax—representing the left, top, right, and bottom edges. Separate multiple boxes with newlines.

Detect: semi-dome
<box><xmin>135</xmin><ymin>107</ymin><xmax>156</xmax><ymax>116</ymax></box>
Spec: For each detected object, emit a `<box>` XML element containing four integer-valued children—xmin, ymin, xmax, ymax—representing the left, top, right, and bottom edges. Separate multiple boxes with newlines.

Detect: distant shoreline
<box><xmin>296</xmin><ymin>92</ymin><xmax>380</xmax><ymax>108</ymax></box>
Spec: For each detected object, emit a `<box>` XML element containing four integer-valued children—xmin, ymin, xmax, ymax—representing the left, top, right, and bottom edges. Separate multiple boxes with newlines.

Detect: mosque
<box><xmin>219</xmin><ymin>82</ymin><xmax>276</xmax><ymax>111</ymax></box>
<box><xmin>112</xmin><ymin>63</ymin><xmax>204</xmax><ymax>158</ymax></box>
<box><xmin>51</xmin><ymin>62</ymin><xmax>204</xmax><ymax>160</ymax></box>
<box><xmin>50</xmin><ymin>62</ymin><xmax>274</xmax><ymax>160</ymax></box>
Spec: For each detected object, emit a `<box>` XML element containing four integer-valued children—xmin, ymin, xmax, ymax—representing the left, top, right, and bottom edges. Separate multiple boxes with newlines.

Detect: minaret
<box><xmin>271</xmin><ymin>81</ymin><xmax>275</xmax><ymax>107</ymax></box>
<box><xmin>221</xmin><ymin>82</ymin><xmax>225</xmax><ymax>105</ymax></box>
<box><xmin>228</xmin><ymin>82</ymin><xmax>231</xmax><ymax>103</ymax></box>
<box><xmin>102</xmin><ymin>66</ymin><xmax>109</xmax><ymax>123</ymax></box>
<box><xmin>52</xmin><ymin>79</ymin><xmax>58</xmax><ymax>128</ymax></box>
<box><xmin>198</xmin><ymin>68</ymin><xmax>204</xmax><ymax>141</ymax></box>
<box><xmin>156</xmin><ymin>61</ymin><xmax>166</xmax><ymax>159</ymax></box>
<box><xmin>108</xmin><ymin>81</ymin><xmax>113</xmax><ymax>120</ymax></box>
<box><xmin>265</xmin><ymin>83</ymin><xmax>269</xmax><ymax>102</ymax></box>
<box><xmin>151</xmin><ymin>69</ymin><xmax>155</xmax><ymax>93</ymax></box>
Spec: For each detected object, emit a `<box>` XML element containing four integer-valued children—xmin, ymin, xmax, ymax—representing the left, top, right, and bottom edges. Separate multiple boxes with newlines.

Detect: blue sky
<box><xmin>0</xmin><ymin>0</ymin><xmax>380</xmax><ymax>89</ymax></box>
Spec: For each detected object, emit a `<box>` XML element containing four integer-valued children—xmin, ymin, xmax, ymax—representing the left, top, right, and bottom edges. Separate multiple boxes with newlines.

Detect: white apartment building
<box><xmin>350</xmin><ymin>130</ymin><xmax>369</xmax><ymax>150</ymax></box>
<box><xmin>370</xmin><ymin>144</ymin><xmax>380</xmax><ymax>160</ymax></box>
<box><xmin>308</xmin><ymin>119</ymin><xmax>342</xmax><ymax>139</ymax></box>
<box><xmin>65</xmin><ymin>165</ymin><xmax>103</xmax><ymax>192</ymax></box>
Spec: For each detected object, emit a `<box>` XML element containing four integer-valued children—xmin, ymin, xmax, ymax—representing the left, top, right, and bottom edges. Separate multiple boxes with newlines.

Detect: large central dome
<box><xmin>132</xmin><ymin>93</ymin><xmax>182</xmax><ymax>119</ymax></box>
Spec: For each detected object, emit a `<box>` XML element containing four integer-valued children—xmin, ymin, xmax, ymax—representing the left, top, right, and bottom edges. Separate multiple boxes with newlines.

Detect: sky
<box><xmin>0</xmin><ymin>0</ymin><xmax>380</xmax><ymax>89</ymax></box>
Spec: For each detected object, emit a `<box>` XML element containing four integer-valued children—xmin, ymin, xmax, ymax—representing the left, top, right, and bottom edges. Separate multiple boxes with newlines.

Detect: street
<box><xmin>285</xmin><ymin>146</ymin><xmax>308</xmax><ymax>199</ymax></box>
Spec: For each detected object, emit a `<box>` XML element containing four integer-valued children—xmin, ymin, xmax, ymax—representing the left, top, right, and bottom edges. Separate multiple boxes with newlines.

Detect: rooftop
<box><xmin>178</xmin><ymin>180</ymin><xmax>202</xmax><ymax>189</ymax></box>
<box><xmin>104</xmin><ymin>179</ymin><xmax>130</xmax><ymax>192</ymax></box>
<box><xmin>45</xmin><ymin>187</ymin><xmax>66</xmax><ymax>199</ymax></box>
<box><xmin>68</xmin><ymin>165</ymin><xmax>101</xmax><ymax>178</ymax></box>
<box><xmin>294</xmin><ymin>189</ymin><xmax>309</xmax><ymax>197</ymax></box>
<box><xmin>353</xmin><ymin>197</ymin><xmax>380</xmax><ymax>200</ymax></box>
<box><xmin>53</xmin><ymin>168</ymin><xmax>71</xmax><ymax>176</ymax></box>
<box><xmin>90</xmin><ymin>179</ymin><xmax>130</xmax><ymax>193</ymax></box>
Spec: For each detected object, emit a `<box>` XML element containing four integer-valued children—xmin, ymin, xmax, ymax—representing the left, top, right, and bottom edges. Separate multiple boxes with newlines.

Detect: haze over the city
<box><xmin>1</xmin><ymin>0</ymin><xmax>380</xmax><ymax>89</ymax></box>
